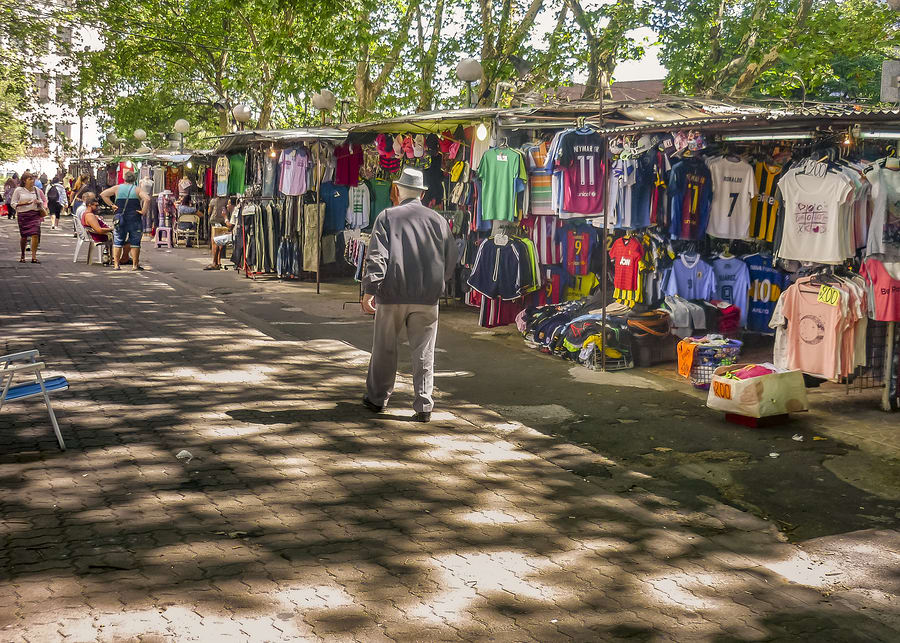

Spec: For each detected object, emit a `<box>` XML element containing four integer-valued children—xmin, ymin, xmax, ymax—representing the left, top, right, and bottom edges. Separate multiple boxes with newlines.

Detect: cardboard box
<box><xmin>706</xmin><ymin>364</ymin><xmax>809</xmax><ymax>418</ymax></box>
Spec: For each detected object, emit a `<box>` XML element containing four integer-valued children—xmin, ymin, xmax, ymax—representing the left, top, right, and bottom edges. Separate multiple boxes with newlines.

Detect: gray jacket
<box><xmin>363</xmin><ymin>198</ymin><xmax>457</xmax><ymax>305</ymax></box>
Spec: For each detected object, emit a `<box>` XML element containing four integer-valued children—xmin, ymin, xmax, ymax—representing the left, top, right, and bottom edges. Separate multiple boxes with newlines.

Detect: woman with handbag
<box><xmin>99</xmin><ymin>170</ymin><xmax>149</xmax><ymax>270</ymax></box>
<box><xmin>10</xmin><ymin>172</ymin><xmax>49</xmax><ymax>263</ymax></box>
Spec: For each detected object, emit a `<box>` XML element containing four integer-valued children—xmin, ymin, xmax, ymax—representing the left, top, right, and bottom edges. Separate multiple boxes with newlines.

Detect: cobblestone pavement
<box><xmin>1</xmin><ymin>222</ymin><xmax>898</xmax><ymax>642</ymax></box>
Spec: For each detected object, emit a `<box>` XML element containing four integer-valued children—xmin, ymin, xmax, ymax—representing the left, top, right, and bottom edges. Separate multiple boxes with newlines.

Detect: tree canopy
<box><xmin>654</xmin><ymin>0</ymin><xmax>899</xmax><ymax>101</ymax></box>
<box><xmin>2</xmin><ymin>0</ymin><xmax>899</xmax><ymax>153</ymax></box>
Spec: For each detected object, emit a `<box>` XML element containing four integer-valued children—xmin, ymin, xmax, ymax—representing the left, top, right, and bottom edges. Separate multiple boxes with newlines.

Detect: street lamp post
<box><xmin>174</xmin><ymin>118</ymin><xmax>190</xmax><ymax>153</ymax></box>
<box><xmin>312</xmin><ymin>90</ymin><xmax>336</xmax><ymax>126</ymax></box>
<box><xmin>456</xmin><ymin>58</ymin><xmax>483</xmax><ymax>108</ymax></box>
<box><xmin>232</xmin><ymin>105</ymin><xmax>252</xmax><ymax>131</ymax></box>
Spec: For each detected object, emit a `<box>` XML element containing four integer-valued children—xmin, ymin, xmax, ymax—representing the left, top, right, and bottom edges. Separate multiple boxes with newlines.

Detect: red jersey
<box><xmin>557</xmin><ymin>130</ymin><xmax>605</xmax><ymax>215</ymax></box>
<box><xmin>609</xmin><ymin>236</ymin><xmax>644</xmax><ymax>291</ymax></box>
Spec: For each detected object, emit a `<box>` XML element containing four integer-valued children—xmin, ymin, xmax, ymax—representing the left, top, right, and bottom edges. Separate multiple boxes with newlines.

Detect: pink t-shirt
<box><xmin>781</xmin><ymin>280</ymin><xmax>848</xmax><ymax>380</ymax></box>
<box><xmin>279</xmin><ymin>148</ymin><xmax>309</xmax><ymax>196</ymax></box>
<box><xmin>861</xmin><ymin>258</ymin><xmax>900</xmax><ymax>322</ymax></box>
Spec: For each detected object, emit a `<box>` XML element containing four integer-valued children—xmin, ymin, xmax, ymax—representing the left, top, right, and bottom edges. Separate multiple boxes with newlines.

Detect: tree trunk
<box><xmin>355</xmin><ymin>1</ymin><xmax>420</xmax><ymax>117</ymax></box>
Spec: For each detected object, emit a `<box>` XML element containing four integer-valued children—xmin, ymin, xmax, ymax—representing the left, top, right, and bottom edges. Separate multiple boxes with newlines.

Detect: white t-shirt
<box><xmin>705</xmin><ymin>156</ymin><xmax>755</xmax><ymax>240</ymax></box>
<box><xmin>865</xmin><ymin>164</ymin><xmax>900</xmax><ymax>258</ymax></box>
<box><xmin>776</xmin><ymin>169</ymin><xmax>853</xmax><ymax>264</ymax></box>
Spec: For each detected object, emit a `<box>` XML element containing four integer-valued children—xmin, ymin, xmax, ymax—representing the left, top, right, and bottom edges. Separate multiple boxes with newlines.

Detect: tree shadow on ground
<box><xmin>1</xmin><ymin>235</ymin><xmax>898</xmax><ymax>641</ymax></box>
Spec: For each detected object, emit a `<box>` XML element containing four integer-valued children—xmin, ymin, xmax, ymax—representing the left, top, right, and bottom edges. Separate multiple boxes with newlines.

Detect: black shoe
<box><xmin>362</xmin><ymin>396</ymin><xmax>383</xmax><ymax>413</ymax></box>
<box><xmin>413</xmin><ymin>411</ymin><xmax>431</xmax><ymax>423</ymax></box>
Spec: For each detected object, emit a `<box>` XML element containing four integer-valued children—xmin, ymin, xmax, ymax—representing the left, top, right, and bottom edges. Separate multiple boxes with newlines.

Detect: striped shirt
<box><xmin>527</xmin><ymin>142</ymin><xmax>553</xmax><ymax>215</ymax></box>
<box><xmin>749</xmin><ymin>162</ymin><xmax>786</xmax><ymax>243</ymax></box>
<box><xmin>522</xmin><ymin>215</ymin><xmax>562</xmax><ymax>266</ymax></box>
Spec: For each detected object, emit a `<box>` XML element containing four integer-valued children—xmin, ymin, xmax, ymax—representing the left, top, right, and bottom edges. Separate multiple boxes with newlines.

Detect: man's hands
<box><xmin>361</xmin><ymin>294</ymin><xmax>377</xmax><ymax>315</ymax></box>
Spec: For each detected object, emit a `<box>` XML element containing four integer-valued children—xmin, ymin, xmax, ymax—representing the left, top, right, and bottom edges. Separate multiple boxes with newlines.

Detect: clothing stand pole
<box><xmin>883</xmin><ymin>322</ymin><xmax>895</xmax><ymax>412</ymax></box>
<box><xmin>599</xmin><ymin>103</ymin><xmax>608</xmax><ymax>373</ymax></box>
<box><xmin>316</xmin><ymin>151</ymin><xmax>321</xmax><ymax>295</ymax></box>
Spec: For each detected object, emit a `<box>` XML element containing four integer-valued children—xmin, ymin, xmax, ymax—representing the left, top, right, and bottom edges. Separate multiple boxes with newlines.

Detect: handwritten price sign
<box><xmin>817</xmin><ymin>284</ymin><xmax>841</xmax><ymax>306</ymax></box>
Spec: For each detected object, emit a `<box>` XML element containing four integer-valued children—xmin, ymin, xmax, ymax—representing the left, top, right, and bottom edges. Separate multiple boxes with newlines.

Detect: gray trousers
<box><xmin>366</xmin><ymin>303</ymin><xmax>439</xmax><ymax>413</ymax></box>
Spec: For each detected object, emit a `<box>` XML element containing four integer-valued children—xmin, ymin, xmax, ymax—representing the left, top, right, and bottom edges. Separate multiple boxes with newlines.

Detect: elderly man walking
<box><xmin>361</xmin><ymin>168</ymin><xmax>457</xmax><ymax>423</ymax></box>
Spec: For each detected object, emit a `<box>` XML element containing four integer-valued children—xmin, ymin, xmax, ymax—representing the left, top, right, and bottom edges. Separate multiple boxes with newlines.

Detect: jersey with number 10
<box><xmin>557</xmin><ymin>130</ymin><xmax>606</xmax><ymax>215</ymax></box>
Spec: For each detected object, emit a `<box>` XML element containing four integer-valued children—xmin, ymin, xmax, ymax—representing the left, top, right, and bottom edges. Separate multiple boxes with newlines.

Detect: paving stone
<box><xmin>0</xmin><ymin>224</ymin><xmax>897</xmax><ymax>642</ymax></box>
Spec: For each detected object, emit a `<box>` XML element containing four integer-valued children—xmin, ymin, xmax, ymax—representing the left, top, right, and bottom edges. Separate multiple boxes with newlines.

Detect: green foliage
<box><xmin>0</xmin><ymin>74</ymin><xmax>27</xmax><ymax>162</ymax></box>
<box><xmin>654</xmin><ymin>0</ymin><xmax>899</xmax><ymax>100</ymax></box>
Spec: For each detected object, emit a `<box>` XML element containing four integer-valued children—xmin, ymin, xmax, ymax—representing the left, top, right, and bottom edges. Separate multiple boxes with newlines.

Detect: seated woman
<box><xmin>79</xmin><ymin>193</ymin><xmax>113</xmax><ymax>263</ymax></box>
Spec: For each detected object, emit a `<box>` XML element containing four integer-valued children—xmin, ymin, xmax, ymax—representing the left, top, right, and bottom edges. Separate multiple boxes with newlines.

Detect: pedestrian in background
<box><xmin>36</xmin><ymin>173</ymin><xmax>47</xmax><ymax>190</ymax></box>
<box><xmin>47</xmin><ymin>177</ymin><xmax>68</xmax><ymax>230</ymax></box>
<box><xmin>10</xmin><ymin>172</ymin><xmax>48</xmax><ymax>263</ymax></box>
<box><xmin>360</xmin><ymin>167</ymin><xmax>457</xmax><ymax>423</ymax></box>
<box><xmin>3</xmin><ymin>173</ymin><xmax>18</xmax><ymax>219</ymax></box>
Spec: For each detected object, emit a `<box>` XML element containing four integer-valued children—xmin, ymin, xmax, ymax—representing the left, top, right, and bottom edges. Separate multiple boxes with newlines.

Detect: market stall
<box><xmin>211</xmin><ymin>127</ymin><xmax>348</xmax><ymax>290</ymax></box>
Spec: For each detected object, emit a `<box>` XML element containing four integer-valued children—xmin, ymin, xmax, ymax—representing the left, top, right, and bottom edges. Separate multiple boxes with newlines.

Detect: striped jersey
<box><xmin>749</xmin><ymin>162</ymin><xmax>787</xmax><ymax>243</ymax></box>
<box><xmin>527</xmin><ymin>142</ymin><xmax>554</xmax><ymax>215</ymax></box>
<box><xmin>522</xmin><ymin>215</ymin><xmax>562</xmax><ymax>265</ymax></box>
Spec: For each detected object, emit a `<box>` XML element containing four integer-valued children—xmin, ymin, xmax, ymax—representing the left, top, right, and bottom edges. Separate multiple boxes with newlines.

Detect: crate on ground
<box><xmin>677</xmin><ymin>337</ymin><xmax>743</xmax><ymax>389</ymax></box>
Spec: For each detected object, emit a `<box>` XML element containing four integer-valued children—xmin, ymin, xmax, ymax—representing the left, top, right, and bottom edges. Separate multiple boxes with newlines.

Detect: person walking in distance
<box><xmin>3</xmin><ymin>173</ymin><xmax>18</xmax><ymax>219</ymax></box>
<box><xmin>361</xmin><ymin>167</ymin><xmax>457</xmax><ymax>423</ymax></box>
<box><xmin>10</xmin><ymin>172</ymin><xmax>49</xmax><ymax>263</ymax></box>
<box><xmin>100</xmin><ymin>170</ymin><xmax>149</xmax><ymax>270</ymax></box>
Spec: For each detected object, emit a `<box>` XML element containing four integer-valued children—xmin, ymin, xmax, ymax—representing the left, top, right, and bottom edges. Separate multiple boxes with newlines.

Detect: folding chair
<box><xmin>0</xmin><ymin>350</ymin><xmax>68</xmax><ymax>450</ymax></box>
<box><xmin>174</xmin><ymin>214</ymin><xmax>201</xmax><ymax>247</ymax></box>
<box><xmin>73</xmin><ymin>214</ymin><xmax>111</xmax><ymax>265</ymax></box>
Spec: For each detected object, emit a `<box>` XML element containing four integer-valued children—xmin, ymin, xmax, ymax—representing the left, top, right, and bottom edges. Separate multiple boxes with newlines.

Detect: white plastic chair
<box><xmin>73</xmin><ymin>214</ymin><xmax>111</xmax><ymax>265</ymax></box>
<box><xmin>1</xmin><ymin>350</ymin><xmax>68</xmax><ymax>450</ymax></box>
<box><xmin>174</xmin><ymin>213</ymin><xmax>200</xmax><ymax>247</ymax></box>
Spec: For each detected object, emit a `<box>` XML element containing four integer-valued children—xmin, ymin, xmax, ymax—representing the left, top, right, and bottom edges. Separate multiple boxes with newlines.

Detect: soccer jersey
<box><xmin>649</xmin><ymin>151</ymin><xmax>670</xmax><ymax>226</ymax></box>
<box><xmin>662</xmin><ymin>254</ymin><xmax>716</xmax><ymax>300</ymax></box>
<box><xmin>712</xmin><ymin>256</ymin><xmax>751</xmax><ymax>327</ymax></box>
<box><xmin>706</xmin><ymin>156</ymin><xmax>755</xmax><ymax>240</ymax></box>
<box><xmin>477</xmin><ymin>147</ymin><xmax>527</xmax><ymax>221</ymax></box>
<box><xmin>744</xmin><ymin>253</ymin><xmax>787</xmax><ymax>333</ymax></box>
<box><xmin>630</xmin><ymin>152</ymin><xmax>655</xmax><ymax>229</ymax></box>
<box><xmin>609</xmin><ymin>236</ymin><xmax>644</xmax><ymax>291</ymax></box>
<box><xmin>557</xmin><ymin>129</ymin><xmax>605</xmax><ymax>215</ymax></box>
<box><xmin>541</xmin><ymin>265</ymin><xmax>573</xmax><ymax>305</ymax></box>
<box><xmin>749</xmin><ymin>162</ymin><xmax>787</xmax><ymax>242</ymax></box>
<box><xmin>565</xmin><ymin>273</ymin><xmax>600</xmax><ymax>300</ymax></box>
<box><xmin>522</xmin><ymin>215</ymin><xmax>562</xmax><ymax>265</ymax></box>
<box><xmin>668</xmin><ymin>157</ymin><xmax>712</xmax><ymax>240</ymax></box>
<box><xmin>561</xmin><ymin>224</ymin><xmax>596</xmax><ymax>276</ymax></box>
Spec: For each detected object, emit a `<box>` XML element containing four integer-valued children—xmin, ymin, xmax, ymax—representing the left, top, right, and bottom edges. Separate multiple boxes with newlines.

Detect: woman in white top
<box><xmin>10</xmin><ymin>172</ymin><xmax>49</xmax><ymax>263</ymax></box>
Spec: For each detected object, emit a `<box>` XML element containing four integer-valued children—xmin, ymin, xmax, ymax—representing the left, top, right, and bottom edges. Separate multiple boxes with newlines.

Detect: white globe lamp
<box><xmin>134</xmin><ymin>128</ymin><xmax>147</xmax><ymax>141</ymax></box>
<box><xmin>232</xmin><ymin>104</ymin><xmax>252</xmax><ymax>130</ymax></box>
<box><xmin>456</xmin><ymin>58</ymin><xmax>483</xmax><ymax>107</ymax></box>
<box><xmin>173</xmin><ymin>118</ymin><xmax>190</xmax><ymax>134</ymax></box>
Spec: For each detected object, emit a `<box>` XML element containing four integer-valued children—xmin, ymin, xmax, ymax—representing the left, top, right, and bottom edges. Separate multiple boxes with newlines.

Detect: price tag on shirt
<box><xmin>817</xmin><ymin>284</ymin><xmax>841</xmax><ymax>306</ymax></box>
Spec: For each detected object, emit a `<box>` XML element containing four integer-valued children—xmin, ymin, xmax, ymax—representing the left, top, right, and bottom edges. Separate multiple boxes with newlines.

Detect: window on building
<box><xmin>56</xmin><ymin>123</ymin><xmax>73</xmax><ymax>140</ymax></box>
<box><xmin>56</xmin><ymin>26</ymin><xmax>73</xmax><ymax>53</ymax></box>
<box><xmin>36</xmin><ymin>75</ymin><xmax>50</xmax><ymax>103</ymax></box>
<box><xmin>55</xmin><ymin>75</ymin><xmax>71</xmax><ymax>101</ymax></box>
<box><xmin>31</xmin><ymin>125</ymin><xmax>47</xmax><ymax>143</ymax></box>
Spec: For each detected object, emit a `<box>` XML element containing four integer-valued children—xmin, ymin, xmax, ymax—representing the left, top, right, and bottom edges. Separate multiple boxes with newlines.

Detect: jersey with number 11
<box><xmin>557</xmin><ymin>130</ymin><xmax>606</xmax><ymax>215</ymax></box>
